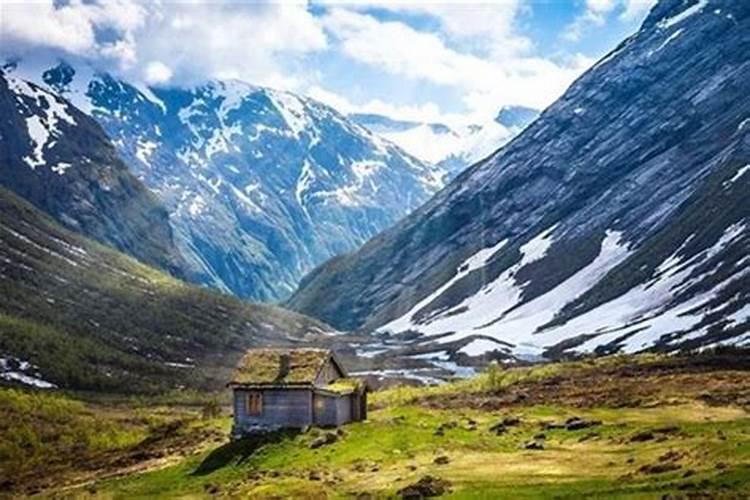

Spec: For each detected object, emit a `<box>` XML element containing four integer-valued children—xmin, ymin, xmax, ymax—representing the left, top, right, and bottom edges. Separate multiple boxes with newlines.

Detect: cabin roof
<box><xmin>322</xmin><ymin>378</ymin><xmax>365</xmax><ymax>395</ymax></box>
<box><xmin>228</xmin><ymin>348</ymin><xmax>345</xmax><ymax>387</ymax></box>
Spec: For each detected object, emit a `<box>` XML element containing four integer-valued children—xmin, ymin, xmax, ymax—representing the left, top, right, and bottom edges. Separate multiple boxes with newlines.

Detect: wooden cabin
<box><xmin>228</xmin><ymin>348</ymin><xmax>367</xmax><ymax>437</ymax></box>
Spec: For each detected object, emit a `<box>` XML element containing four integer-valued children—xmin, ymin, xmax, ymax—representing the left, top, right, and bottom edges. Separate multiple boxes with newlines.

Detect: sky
<box><xmin>0</xmin><ymin>0</ymin><xmax>657</xmax><ymax>127</ymax></box>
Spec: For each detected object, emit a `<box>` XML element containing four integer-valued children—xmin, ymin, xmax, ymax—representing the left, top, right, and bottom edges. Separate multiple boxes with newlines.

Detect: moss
<box><xmin>229</xmin><ymin>349</ymin><xmax>331</xmax><ymax>385</ymax></box>
<box><xmin>324</xmin><ymin>378</ymin><xmax>364</xmax><ymax>394</ymax></box>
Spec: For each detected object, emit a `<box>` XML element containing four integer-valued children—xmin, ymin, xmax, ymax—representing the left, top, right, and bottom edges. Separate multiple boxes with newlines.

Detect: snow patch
<box><xmin>659</xmin><ymin>0</ymin><xmax>709</xmax><ymax>29</ymax></box>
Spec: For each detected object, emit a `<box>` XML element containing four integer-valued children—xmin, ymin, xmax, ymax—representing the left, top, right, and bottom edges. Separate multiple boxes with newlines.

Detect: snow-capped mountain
<box><xmin>351</xmin><ymin>106</ymin><xmax>539</xmax><ymax>177</ymax></box>
<box><xmin>0</xmin><ymin>70</ymin><xmax>185</xmax><ymax>275</ymax></box>
<box><xmin>9</xmin><ymin>61</ymin><xmax>445</xmax><ymax>301</ymax></box>
<box><xmin>289</xmin><ymin>0</ymin><xmax>750</xmax><ymax>359</ymax></box>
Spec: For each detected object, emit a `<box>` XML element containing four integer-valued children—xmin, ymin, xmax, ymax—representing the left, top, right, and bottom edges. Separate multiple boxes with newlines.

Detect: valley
<box><xmin>2</xmin><ymin>351</ymin><xmax>749</xmax><ymax>498</ymax></box>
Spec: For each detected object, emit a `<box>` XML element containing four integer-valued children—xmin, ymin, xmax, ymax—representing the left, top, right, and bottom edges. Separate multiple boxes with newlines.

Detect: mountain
<box><xmin>494</xmin><ymin>106</ymin><xmax>540</xmax><ymax>129</ymax></box>
<box><xmin>8</xmin><ymin>61</ymin><xmax>445</xmax><ymax>301</ymax></box>
<box><xmin>351</xmin><ymin>108</ymin><xmax>538</xmax><ymax>177</ymax></box>
<box><xmin>0</xmin><ymin>70</ymin><xmax>185</xmax><ymax>276</ymax></box>
<box><xmin>0</xmin><ymin>186</ymin><xmax>330</xmax><ymax>393</ymax></box>
<box><xmin>289</xmin><ymin>0</ymin><xmax>750</xmax><ymax>360</ymax></box>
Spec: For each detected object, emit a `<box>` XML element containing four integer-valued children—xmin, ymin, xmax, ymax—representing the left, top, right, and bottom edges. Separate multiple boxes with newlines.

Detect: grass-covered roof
<box><xmin>229</xmin><ymin>348</ymin><xmax>333</xmax><ymax>386</ymax></box>
<box><xmin>323</xmin><ymin>378</ymin><xmax>365</xmax><ymax>395</ymax></box>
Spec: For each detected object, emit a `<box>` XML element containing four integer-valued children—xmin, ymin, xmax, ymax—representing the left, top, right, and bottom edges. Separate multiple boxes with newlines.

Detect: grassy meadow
<box><xmin>1</xmin><ymin>351</ymin><xmax>749</xmax><ymax>498</ymax></box>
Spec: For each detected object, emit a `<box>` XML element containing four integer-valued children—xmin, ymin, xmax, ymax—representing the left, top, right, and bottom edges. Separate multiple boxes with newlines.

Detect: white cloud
<box><xmin>144</xmin><ymin>61</ymin><xmax>173</xmax><ymax>84</ymax></box>
<box><xmin>0</xmin><ymin>0</ymin><xmax>148</xmax><ymax>65</ymax></box>
<box><xmin>322</xmin><ymin>8</ymin><xmax>590</xmax><ymax>121</ymax></box>
<box><xmin>309</xmin><ymin>85</ymin><xmax>461</xmax><ymax>125</ymax></box>
<box><xmin>1</xmin><ymin>0</ymin><xmax>327</xmax><ymax>89</ymax></box>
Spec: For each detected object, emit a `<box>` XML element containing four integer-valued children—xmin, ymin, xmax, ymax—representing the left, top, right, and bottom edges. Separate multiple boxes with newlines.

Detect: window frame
<box><xmin>245</xmin><ymin>391</ymin><xmax>263</xmax><ymax>416</ymax></box>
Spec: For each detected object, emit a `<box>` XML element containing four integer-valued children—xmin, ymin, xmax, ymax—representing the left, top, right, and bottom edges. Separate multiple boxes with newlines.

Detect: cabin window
<box><xmin>246</xmin><ymin>391</ymin><xmax>262</xmax><ymax>415</ymax></box>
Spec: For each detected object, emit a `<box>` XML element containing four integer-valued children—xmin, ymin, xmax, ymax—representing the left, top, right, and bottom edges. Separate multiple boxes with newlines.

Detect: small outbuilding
<box><xmin>228</xmin><ymin>348</ymin><xmax>366</xmax><ymax>437</ymax></box>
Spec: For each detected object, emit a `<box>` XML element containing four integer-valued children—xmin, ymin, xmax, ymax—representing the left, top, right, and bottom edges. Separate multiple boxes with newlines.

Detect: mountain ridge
<box><xmin>9</xmin><ymin>60</ymin><xmax>445</xmax><ymax>301</ymax></box>
<box><xmin>288</xmin><ymin>0</ymin><xmax>750</xmax><ymax>359</ymax></box>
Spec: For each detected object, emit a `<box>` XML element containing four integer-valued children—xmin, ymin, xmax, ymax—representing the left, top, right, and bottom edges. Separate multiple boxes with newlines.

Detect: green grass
<box><xmin>0</xmin><ymin>187</ymin><xmax>328</xmax><ymax>394</ymax></box>
<box><xmin>79</xmin><ymin>400</ymin><xmax>750</xmax><ymax>499</ymax></box>
<box><xmin>6</xmin><ymin>354</ymin><xmax>750</xmax><ymax>498</ymax></box>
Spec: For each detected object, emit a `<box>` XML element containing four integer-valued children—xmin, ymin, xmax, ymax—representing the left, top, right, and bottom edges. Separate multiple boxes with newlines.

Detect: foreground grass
<box><xmin>75</xmin><ymin>402</ymin><xmax>750</xmax><ymax>499</ymax></box>
<box><xmin>4</xmin><ymin>352</ymin><xmax>750</xmax><ymax>498</ymax></box>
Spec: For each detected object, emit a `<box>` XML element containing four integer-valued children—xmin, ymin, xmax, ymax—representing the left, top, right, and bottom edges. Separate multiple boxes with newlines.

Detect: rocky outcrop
<box><xmin>0</xmin><ymin>71</ymin><xmax>185</xmax><ymax>275</ymax></box>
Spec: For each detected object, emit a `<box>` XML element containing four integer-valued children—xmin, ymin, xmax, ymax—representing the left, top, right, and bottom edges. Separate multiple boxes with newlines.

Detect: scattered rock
<box><xmin>638</xmin><ymin>462</ymin><xmax>681</xmax><ymax>475</ymax></box>
<box><xmin>310</xmin><ymin>432</ymin><xmax>338</xmax><ymax>449</ymax></box>
<box><xmin>203</xmin><ymin>483</ymin><xmax>220</xmax><ymax>494</ymax></box>
<box><xmin>489</xmin><ymin>423</ymin><xmax>507</xmax><ymax>435</ymax></box>
<box><xmin>630</xmin><ymin>431</ymin><xmax>655</xmax><ymax>443</ymax></box>
<box><xmin>565</xmin><ymin>417</ymin><xmax>602</xmax><ymax>431</ymax></box>
<box><xmin>397</xmin><ymin>475</ymin><xmax>451</xmax><ymax>499</ymax></box>
<box><xmin>433</xmin><ymin>455</ymin><xmax>450</xmax><ymax>465</ymax></box>
<box><xmin>308</xmin><ymin>470</ymin><xmax>322</xmax><ymax>481</ymax></box>
<box><xmin>523</xmin><ymin>440</ymin><xmax>545</xmax><ymax>450</ymax></box>
<box><xmin>658</xmin><ymin>450</ymin><xmax>683</xmax><ymax>463</ymax></box>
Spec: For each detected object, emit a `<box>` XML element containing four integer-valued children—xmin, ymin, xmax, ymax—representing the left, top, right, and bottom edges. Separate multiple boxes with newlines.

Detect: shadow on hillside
<box><xmin>192</xmin><ymin>430</ymin><xmax>298</xmax><ymax>476</ymax></box>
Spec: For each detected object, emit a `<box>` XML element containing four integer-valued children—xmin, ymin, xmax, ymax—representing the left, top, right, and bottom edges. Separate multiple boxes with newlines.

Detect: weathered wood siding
<box><xmin>313</xmin><ymin>393</ymin><xmax>354</xmax><ymax>427</ymax></box>
<box><xmin>314</xmin><ymin>358</ymin><xmax>345</xmax><ymax>385</ymax></box>
<box><xmin>233</xmin><ymin>388</ymin><xmax>312</xmax><ymax>432</ymax></box>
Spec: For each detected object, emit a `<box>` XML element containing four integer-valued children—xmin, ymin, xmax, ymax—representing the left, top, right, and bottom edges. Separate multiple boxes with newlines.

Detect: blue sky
<box><xmin>0</xmin><ymin>0</ymin><xmax>656</xmax><ymax>126</ymax></box>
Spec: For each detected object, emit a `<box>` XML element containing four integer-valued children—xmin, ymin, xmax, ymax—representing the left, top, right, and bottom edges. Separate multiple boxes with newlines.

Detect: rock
<box><xmin>397</xmin><ymin>476</ymin><xmax>451</xmax><ymax>499</ymax></box>
<box><xmin>523</xmin><ymin>440</ymin><xmax>544</xmax><ymax>450</ymax></box>
<box><xmin>630</xmin><ymin>431</ymin><xmax>655</xmax><ymax>443</ymax></box>
<box><xmin>489</xmin><ymin>423</ymin><xmax>507</xmax><ymax>435</ymax></box>
<box><xmin>658</xmin><ymin>450</ymin><xmax>683</xmax><ymax>462</ymax></box>
<box><xmin>533</xmin><ymin>433</ymin><xmax>546</xmax><ymax>440</ymax></box>
<box><xmin>433</xmin><ymin>455</ymin><xmax>450</xmax><ymax>465</ymax></box>
<box><xmin>565</xmin><ymin>417</ymin><xmax>602</xmax><ymax>431</ymax></box>
<box><xmin>203</xmin><ymin>483</ymin><xmax>220</xmax><ymax>494</ymax></box>
<box><xmin>308</xmin><ymin>470</ymin><xmax>322</xmax><ymax>481</ymax></box>
<box><xmin>639</xmin><ymin>462</ymin><xmax>681</xmax><ymax>475</ymax></box>
<box><xmin>310</xmin><ymin>432</ymin><xmax>338</xmax><ymax>449</ymax></box>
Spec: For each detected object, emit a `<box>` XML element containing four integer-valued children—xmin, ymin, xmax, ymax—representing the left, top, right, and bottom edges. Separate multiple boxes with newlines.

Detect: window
<box><xmin>246</xmin><ymin>391</ymin><xmax>262</xmax><ymax>415</ymax></box>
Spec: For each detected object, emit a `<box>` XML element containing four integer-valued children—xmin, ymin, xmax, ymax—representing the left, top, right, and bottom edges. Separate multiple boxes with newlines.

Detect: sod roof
<box><xmin>229</xmin><ymin>348</ymin><xmax>337</xmax><ymax>386</ymax></box>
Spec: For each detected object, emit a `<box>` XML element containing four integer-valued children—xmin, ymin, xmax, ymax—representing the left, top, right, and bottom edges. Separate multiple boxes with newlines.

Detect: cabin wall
<box><xmin>233</xmin><ymin>388</ymin><xmax>312</xmax><ymax>434</ymax></box>
<box><xmin>313</xmin><ymin>393</ymin><xmax>353</xmax><ymax>427</ymax></box>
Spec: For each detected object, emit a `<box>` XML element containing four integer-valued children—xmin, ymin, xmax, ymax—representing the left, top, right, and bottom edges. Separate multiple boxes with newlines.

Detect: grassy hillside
<box><xmin>0</xmin><ymin>188</ymin><xmax>330</xmax><ymax>393</ymax></box>
<box><xmin>4</xmin><ymin>351</ymin><xmax>748</xmax><ymax>498</ymax></box>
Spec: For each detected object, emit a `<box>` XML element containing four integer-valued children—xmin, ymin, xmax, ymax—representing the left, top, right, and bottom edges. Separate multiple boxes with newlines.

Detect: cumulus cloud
<box><xmin>321</xmin><ymin>7</ymin><xmax>590</xmax><ymax>122</ymax></box>
<box><xmin>0</xmin><ymin>0</ymin><xmax>148</xmax><ymax>66</ymax></box>
<box><xmin>1</xmin><ymin>0</ymin><xmax>327</xmax><ymax>88</ymax></box>
<box><xmin>144</xmin><ymin>60</ymin><xmax>173</xmax><ymax>84</ymax></box>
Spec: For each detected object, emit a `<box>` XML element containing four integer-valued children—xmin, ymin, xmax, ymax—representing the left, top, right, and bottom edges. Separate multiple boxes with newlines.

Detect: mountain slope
<box><xmin>0</xmin><ymin>187</ymin><xmax>330</xmax><ymax>393</ymax></box>
<box><xmin>0</xmin><ymin>71</ymin><xmax>185</xmax><ymax>275</ymax></box>
<box><xmin>289</xmin><ymin>0</ymin><xmax>750</xmax><ymax>358</ymax></box>
<box><xmin>11</xmin><ymin>62</ymin><xmax>445</xmax><ymax>301</ymax></box>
